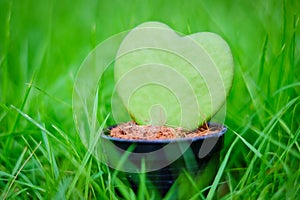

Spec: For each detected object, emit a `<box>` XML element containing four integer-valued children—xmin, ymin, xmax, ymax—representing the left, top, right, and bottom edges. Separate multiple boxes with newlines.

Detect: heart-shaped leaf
<box><xmin>114</xmin><ymin>22</ymin><xmax>233</xmax><ymax>130</ymax></box>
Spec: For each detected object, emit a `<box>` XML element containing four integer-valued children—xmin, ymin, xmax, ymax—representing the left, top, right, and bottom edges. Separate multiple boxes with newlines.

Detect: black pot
<box><xmin>101</xmin><ymin>123</ymin><xmax>226</xmax><ymax>198</ymax></box>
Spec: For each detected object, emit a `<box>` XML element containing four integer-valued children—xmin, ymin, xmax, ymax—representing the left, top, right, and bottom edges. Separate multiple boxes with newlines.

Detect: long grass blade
<box><xmin>1</xmin><ymin>141</ymin><xmax>41</xmax><ymax>200</ymax></box>
<box><xmin>65</xmin><ymin>114</ymin><xmax>109</xmax><ymax>199</ymax></box>
<box><xmin>206</xmin><ymin>135</ymin><xmax>239</xmax><ymax>200</ymax></box>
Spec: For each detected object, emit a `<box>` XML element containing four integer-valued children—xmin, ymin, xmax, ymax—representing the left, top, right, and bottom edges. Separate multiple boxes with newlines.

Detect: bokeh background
<box><xmin>0</xmin><ymin>0</ymin><xmax>299</xmax><ymax>199</ymax></box>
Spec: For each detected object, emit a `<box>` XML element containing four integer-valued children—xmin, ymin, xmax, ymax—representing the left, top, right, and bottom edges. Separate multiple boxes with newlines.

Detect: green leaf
<box><xmin>115</xmin><ymin>21</ymin><xmax>234</xmax><ymax>129</ymax></box>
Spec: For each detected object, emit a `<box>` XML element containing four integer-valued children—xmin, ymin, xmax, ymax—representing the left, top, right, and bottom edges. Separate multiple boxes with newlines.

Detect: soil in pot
<box><xmin>109</xmin><ymin>121</ymin><xmax>221</xmax><ymax>140</ymax></box>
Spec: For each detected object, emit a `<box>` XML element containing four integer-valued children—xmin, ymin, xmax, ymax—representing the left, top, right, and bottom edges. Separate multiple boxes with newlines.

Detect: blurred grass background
<box><xmin>0</xmin><ymin>0</ymin><xmax>299</xmax><ymax>199</ymax></box>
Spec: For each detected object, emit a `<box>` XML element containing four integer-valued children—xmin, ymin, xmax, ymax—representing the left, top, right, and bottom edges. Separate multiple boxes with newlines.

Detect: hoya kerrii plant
<box><xmin>73</xmin><ymin>21</ymin><xmax>234</xmax><ymax>197</ymax></box>
<box><xmin>111</xmin><ymin>21</ymin><xmax>234</xmax><ymax>137</ymax></box>
<box><xmin>100</xmin><ymin>21</ymin><xmax>235</xmax><ymax>197</ymax></box>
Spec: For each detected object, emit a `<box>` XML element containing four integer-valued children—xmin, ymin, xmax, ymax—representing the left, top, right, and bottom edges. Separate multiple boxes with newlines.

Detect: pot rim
<box><xmin>101</xmin><ymin>123</ymin><xmax>227</xmax><ymax>144</ymax></box>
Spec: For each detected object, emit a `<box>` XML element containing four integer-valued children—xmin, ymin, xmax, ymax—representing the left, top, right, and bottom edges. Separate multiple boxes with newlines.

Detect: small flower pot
<box><xmin>101</xmin><ymin>123</ymin><xmax>227</xmax><ymax>198</ymax></box>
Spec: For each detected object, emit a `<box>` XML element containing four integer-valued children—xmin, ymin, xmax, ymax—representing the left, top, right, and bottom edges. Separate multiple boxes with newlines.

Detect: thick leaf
<box><xmin>115</xmin><ymin>22</ymin><xmax>233</xmax><ymax>130</ymax></box>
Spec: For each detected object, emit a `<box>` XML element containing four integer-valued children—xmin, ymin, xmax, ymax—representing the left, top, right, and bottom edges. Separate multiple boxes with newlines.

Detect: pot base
<box><xmin>101</xmin><ymin>124</ymin><xmax>226</xmax><ymax>197</ymax></box>
<box><xmin>116</xmin><ymin>147</ymin><xmax>221</xmax><ymax>197</ymax></box>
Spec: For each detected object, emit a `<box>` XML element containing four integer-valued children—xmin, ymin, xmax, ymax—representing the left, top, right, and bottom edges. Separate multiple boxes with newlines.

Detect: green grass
<box><xmin>1</xmin><ymin>0</ymin><xmax>300</xmax><ymax>199</ymax></box>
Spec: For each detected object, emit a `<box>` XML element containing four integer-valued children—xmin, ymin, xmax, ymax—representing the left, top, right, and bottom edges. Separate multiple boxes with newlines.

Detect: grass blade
<box><xmin>66</xmin><ymin>114</ymin><xmax>109</xmax><ymax>199</ymax></box>
<box><xmin>206</xmin><ymin>133</ymin><xmax>239</xmax><ymax>200</ymax></box>
<box><xmin>1</xmin><ymin>141</ymin><xmax>41</xmax><ymax>200</ymax></box>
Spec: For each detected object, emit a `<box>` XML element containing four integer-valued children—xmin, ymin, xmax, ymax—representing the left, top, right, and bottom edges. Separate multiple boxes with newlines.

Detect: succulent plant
<box><xmin>114</xmin><ymin>22</ymin><xmax>234</xmax><ymax>130</ymax></box>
